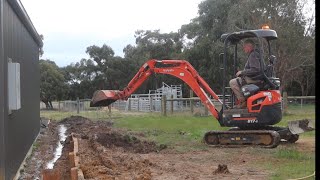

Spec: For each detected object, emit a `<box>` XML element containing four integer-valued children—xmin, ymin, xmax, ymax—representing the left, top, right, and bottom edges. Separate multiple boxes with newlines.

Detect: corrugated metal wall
<box><xmin>0</xmin><ymin>0</ymin><xmax>6</xmax><ymax>179</ymax></box>
<box><xmin>0</xmin><ymin>0</ymin><xmax>42</xmax><ymax>179</ymax></box>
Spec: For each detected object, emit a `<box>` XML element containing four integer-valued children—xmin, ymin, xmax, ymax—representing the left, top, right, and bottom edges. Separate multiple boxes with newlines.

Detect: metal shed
<box><xmin>0</xmin><ymin>0</ymin><xmax>43</xmax><ymax>179</ymax></box>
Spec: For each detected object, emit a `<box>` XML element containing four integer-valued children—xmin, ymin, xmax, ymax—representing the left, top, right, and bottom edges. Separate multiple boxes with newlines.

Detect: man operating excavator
<box><xmin>90</xmin><ymin>28</ymin><xmax>314</xmax><ymax>148</ymax></box>
<box><xmin>229</xmin><ymin>39</ymin><xmax>263</xmax><ymax>108</ymax></box>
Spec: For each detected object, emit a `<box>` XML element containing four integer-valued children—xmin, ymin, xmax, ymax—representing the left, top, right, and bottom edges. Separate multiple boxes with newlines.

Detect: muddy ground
<box><xmin>19</xmin><ymin>116</ymin><xmax>315</xmax><ymax>180</ymax></box>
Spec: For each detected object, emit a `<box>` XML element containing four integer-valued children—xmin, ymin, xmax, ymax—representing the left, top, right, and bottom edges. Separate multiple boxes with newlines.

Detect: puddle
<box><xmin>46</xmin><ymin>124</ymin><xmax>67</xmax><ymax>169</ymax></box>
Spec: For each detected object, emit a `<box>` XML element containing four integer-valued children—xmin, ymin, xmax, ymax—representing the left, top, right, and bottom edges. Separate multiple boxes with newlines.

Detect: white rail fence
<box><xmin>40</xmin><ymin>96</ymin><xmax>315</xmax><ymax>116</ymax></box>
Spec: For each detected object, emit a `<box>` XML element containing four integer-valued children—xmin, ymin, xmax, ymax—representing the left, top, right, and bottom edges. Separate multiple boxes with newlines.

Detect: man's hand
<box><xmin>236</xmin><ymin>71</ymin><xmax>242</xmax><ymax>77</ymax></box>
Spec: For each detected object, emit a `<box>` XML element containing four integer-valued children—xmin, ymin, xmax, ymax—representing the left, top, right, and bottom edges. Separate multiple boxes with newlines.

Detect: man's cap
<box><xmin>243</xmin><ymin>39</ymin><xmax>255</xmax><ymax>46</ymax></box>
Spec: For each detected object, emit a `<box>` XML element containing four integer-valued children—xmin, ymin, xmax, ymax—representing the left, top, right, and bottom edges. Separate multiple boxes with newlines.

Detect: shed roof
<box><xmin>7</xmin><ymin>0</ymin><xmax>43</xmax><ymax>47</ymax></box>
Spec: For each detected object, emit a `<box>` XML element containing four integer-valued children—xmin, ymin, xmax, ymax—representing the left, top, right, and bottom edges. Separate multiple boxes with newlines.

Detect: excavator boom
<box><xmin>90</xmin><ymin>59</ymin><xmax>222</xmax><ymax>120</ymax></box>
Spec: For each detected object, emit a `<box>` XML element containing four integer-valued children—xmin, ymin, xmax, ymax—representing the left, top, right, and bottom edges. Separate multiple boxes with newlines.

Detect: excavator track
<box><xmin>203</xmin><ymin>130</ymin><xmax>281</xmax><ymax>148</ymax></box>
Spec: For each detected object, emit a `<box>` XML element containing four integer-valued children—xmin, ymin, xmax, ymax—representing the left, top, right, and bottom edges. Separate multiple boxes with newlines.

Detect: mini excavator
<box><xmin>90</xmin><ymin>28</ymin><xmax>314</xmax><ymax>148</ymax></box>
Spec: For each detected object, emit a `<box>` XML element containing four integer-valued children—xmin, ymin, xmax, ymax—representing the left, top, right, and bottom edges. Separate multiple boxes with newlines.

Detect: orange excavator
<box><xmin>90</xmin><ymin>28</ymin><xmax>314</xmax><ymax>148</ymax></box>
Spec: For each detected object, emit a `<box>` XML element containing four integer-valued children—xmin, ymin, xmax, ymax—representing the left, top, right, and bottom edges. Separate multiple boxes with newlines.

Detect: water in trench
<box><xmin>46</xmin><ymin>124</ymin><xmax>67</xmax><ymax>169</ymax></box>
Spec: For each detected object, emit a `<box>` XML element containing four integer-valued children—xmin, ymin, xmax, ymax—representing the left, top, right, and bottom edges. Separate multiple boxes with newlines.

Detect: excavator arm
<box><xmin>90</xmin><ymin>59</ymin><xmax>223</xmax><ymax>120</ymax></box>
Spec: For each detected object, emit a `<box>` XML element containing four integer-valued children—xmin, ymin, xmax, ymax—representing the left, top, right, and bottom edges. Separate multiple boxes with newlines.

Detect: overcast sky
<box><xmin>20</xmin><ymin>0</ymin><xmax>203</xmax><ymax>67</ymax></box>
<box><xmin>20</xmin><ymin>0</ymin><xmax>314</xmax><ymax>67</ymax></box>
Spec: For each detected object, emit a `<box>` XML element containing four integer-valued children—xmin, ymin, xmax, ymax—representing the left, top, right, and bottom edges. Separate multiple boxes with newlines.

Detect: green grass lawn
<box><xmin>41</xmin><ymin>104</ymin><xmax>315</xmax><ymax>179</ymax></box>
<box><xmin>42</xmin><ymin>104</ymin><xmax>315</xmax><ymax>140</ymax></box>
<box><xmin>251</xmin><ymin>143</ymin><xmax>315</xmax><ymax>180</ymax></box>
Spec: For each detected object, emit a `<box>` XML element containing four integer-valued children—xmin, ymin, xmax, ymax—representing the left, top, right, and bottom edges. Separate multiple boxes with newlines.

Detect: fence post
<box><xmin>77</xmin><ymin>97</ymin><xmax>80</xmax><ymax>114</ymax></box>
<box><xmin>128</xmin><ymin>98</ymin><xmax>131</xmax><ymax>111</ymax></box>
<box><xmin>170</xmin><ymin>95</ymin><xmax>174</xmax><ymax>115</ymax></box>
<box><xmin>300</xmin><ymin>98</ymin><xmax>303</xmax><ymax>109</ymax></box>
<box><xmin>149</xmin><ymin>97</ymin><xmax>153</xmax><ymax>112</ymax></box>
<box><xmin>283</xmin><ymin>92</ymin><xmax>288</xmax><ymax>114</ymax></box>
<box><xmin>137</xmin><ymin>98</ymin><xmax>140</xmax><ymax>112</ymax></box>
<box><xmin>204</xmin><ymin>104</ymin><xmax>208</xmax><ymax>116</ymax></box>
<box><xmin>58</xmin><ymin>101</ymin><xmax>61</xmax><ymax>111</ymax></box>
<box><xmin>162</xmin><ymin>95</ymin><xmax>167</xmax><ymax>116</ymax></box>
<box><xmin>190</xmin><ymin>89</ymin><xmax>194</xmax><ymax>114</ymax></box>
<box><xmin>108</xmin><ymin>105</ymin><xmax>111</xmax><ymax>116</ymax></box>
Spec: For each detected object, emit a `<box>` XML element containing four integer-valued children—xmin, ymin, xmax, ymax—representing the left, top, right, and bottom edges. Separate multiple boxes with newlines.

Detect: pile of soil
<box><xmin>78</xmin><ymin>136</ymin><xmax>153</xmax><ymax>179</ymax></box>
<box><xmin>55</xmin><ymin>116</ymin><xmax>159</xmax><ymax>179</ymax></box>
<box><xmin>59</xmin><ymin>116</ymin><xmax>160</xmax><ymax>153</ymax></box>
<box><xmin>213</xmin><ymin>164</ymin><xmax>230</xmax><ymax>174</ymax></box>
<box><xmin>20</xmin><ymin>115</ymin><xmax>276</xmax><ymax>179</ymax></box>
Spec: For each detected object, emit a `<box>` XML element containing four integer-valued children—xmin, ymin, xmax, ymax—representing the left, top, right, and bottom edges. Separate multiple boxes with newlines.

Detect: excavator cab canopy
<box><xmin>220</xmin><ymin>29</ymin><xmax>277</xmax><ymax>44</ymax></box>
<box><xmin>219</xmin><ymin>28</ymin><xmax>279</xmax><ymax>110</ymax></box>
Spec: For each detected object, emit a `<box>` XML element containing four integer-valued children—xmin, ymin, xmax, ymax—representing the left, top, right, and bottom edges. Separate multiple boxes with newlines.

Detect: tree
<box><xmin>62</xmin><ymin>58</ymin><xmax>98</xmax><ymax>99</ymax></box>
<box><xmin>85</xmin><ymin>44</ymin><xmax>137</xmax><ymax>91</ymax></box>
<box><xmin>179</xmin><ymin>0</ymin><xmax>234</xmax><ymax>94</ymax></box>
<box><xmin>123</xmin><ymin>30</ymin><xmax>185</xmax><ymax>94</ymax></box>
<box><xmin>61</xmin><ymin>45</ymin><xmax>139</xmax><ymax>100</ymax></box>
<box><xmin>60</xmin><ymin>0</ymin><xmax>314</xmax><ymax>98</ymax></box>
<box><xmin>40</xmin><ymin>59</ymin><xmax>68</xmax><ymax>109</ymax></box>
<box><xmin>179</xmin><ymin>0</ymin><xmax>315</xmax><ymax>95</ymax></box>
<box><xmin>86</xmin><ymin>44</ymin><xmax>115</xmax><ymax>66</ymax></box>
<box><xmin>244</xmin><ymin>0</ymin><xmax>315</xmax><ymax>95</ymax></box>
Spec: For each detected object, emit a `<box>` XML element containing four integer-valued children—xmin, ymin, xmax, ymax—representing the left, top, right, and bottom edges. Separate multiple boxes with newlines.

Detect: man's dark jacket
<box><xmin>241</xmin><ymin>49</ymin><xmax>261</xmax><ymax>77</ymax></box>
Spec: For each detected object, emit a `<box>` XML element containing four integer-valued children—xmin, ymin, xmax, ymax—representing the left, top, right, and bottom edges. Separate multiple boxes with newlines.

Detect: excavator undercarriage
<box><xmin>204</xmin><ymin>130</ymin><xmax>281</xmax><ymax>148</ymax></box>
<box><xmin>203</xmin><ymin>119</ymin><xmax>312</xmax><ymax>148</ymax></box>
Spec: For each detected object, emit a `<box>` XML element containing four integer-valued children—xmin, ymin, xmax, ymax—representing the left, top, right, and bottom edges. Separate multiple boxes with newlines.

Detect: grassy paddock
<box><xmin>41</xmin><ymin>104</ymin><xmax>315</xmax><ymax>138</ymax></box>
<box><xmin>255</xmin><ymin>145</ymin><xmax>315</xmax><ymax>180</ymax></box>
<box><xmin>41</xmin><ymin>104</ymin><xmax>315</xmax><ymax>179</ymax></box>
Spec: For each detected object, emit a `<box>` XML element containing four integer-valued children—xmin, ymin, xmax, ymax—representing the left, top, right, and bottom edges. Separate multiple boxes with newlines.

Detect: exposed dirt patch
<box><xmin>291</xmin><ymin>137</ymin><xmax>315</xmax><ymax>153</ymax></box>
<box><xmin>18</xmin><ymin>118</ymin><xmax>60</xmax><ymax>180</ymax></box>
<box><xmin>79</xmin><ymin>136</ymin><xmax>153</xmax><ymax>179</ymax></box>
<box><xmin>213</xmin><ymin>164</ymin><xmax>230</xmax><ymax>174</ymax></box>
<box><xmin>21</xmin><ymin>115</ymin><xmax>315</xmax><ymax>179</ymax></box>
<box><xmin>96</xmin><ymin>132</ymin><xmax>158</xmax><ymax>153</ymax></box>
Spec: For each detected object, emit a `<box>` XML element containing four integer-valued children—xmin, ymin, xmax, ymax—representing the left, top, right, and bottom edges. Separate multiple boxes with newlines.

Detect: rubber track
<box><xmin>203</xmin><ymin>130</ymin><xmax>281</xmax><ymax>148</ymax></box>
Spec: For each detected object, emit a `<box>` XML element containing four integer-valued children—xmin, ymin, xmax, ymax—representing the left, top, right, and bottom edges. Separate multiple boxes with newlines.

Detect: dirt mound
<box><xmin>213</xmin><ymin>164</ymin><xmax>230</xmax><ymax>174</ymax></box>
<box><xmin>53</xmin><ymin>116</ymin><xmax>159</xmax><ymax>179</ymax></box>
<box><xmin>59</xmin><ymin>115</ymin><xmax>113</xmax><ymax>127</ymax></box>
<box><xmin>59</xmin><ymin>116</ymin><xmax>114</xmax><ymax>137</ymax></box>
<box><xmin>80</xmin><ymin>138</ymin><xmax>153</xmax><ymax>180</ymax></box>
<box><xmin>59</xmin><ymin>115</ymin><xmax>161</xmax><ymax>154</ymax></box>
<box><xmin>96</xmin><ymin>132</ymin><xmax>159</xmax><ymax>153</ymax></box>
<box><xmin>59</xmin><ymin>115</ymin><xmax>93</xmax><ymax>125</ymax></box>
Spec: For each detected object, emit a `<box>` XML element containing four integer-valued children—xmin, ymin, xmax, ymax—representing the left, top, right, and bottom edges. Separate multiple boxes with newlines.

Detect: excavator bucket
<box><xmin>90</xmin><ymin>90</ymin><xmax>122</xmax><ymax>107</ymax></box>
<box><xmin>288</xmin><ymin>119</ymin><xmax>315</xmax><ymax>134</ymax></box>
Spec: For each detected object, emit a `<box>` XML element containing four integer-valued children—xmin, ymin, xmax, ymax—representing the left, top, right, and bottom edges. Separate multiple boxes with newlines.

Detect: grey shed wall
<box><xmin>0</xmin><ymin>0</ymin><xmax>43</xmax><ymax>179</ymax></box>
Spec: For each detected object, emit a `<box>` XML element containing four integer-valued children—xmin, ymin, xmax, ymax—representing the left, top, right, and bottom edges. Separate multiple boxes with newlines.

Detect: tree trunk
<box><xmin>49</xmin><ymin>101</ymin><xmax>53</xmax><ymax>109</ymax></box>
<box><xmin>108</xmin><ymin>79</ymin><xmax>113</xmax><ymax>90</ymax></box>
<box><xmin>301</xmin><ymin>84</ymin><xmax>305</xmax><ymax>97</ymax></box>
<box><xmin>42</xmin><ymin>100</ymin><xmax>50</xmax><ymax>109</ymax></box>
